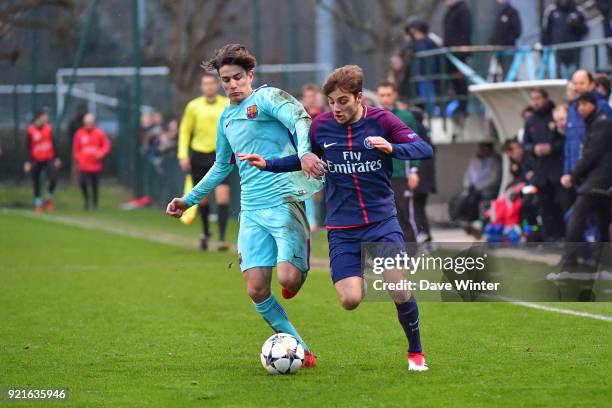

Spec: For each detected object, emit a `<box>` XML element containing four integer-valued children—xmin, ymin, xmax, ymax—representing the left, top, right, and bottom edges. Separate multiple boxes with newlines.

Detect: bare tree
<box><xmin>0</xmin><ymin>0</ymin><xmax>74</xmax><ymax>64</ymax></box>
<box><xmin>144</xmin><ymin>0</ymin><xmax>239</xmax><ymax>115</ymax></box>
<box><xmin>316</xmin><ymin>0</ymin><xmax>442</xmax><ymax>59</ymax></box>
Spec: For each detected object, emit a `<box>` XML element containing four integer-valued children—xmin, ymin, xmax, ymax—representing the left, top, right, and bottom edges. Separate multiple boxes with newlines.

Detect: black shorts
<box><xmin>190</xmin><ymin>151</ymin><xmax>231</xmax><ymax>185</ymax></box>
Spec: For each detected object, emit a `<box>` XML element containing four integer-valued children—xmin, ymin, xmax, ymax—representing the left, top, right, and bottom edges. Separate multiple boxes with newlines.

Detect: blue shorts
<box><xmin>237</xmin><ymin>201</ymin><xmax>310</xmax><ymax>274</ymax></box>
<box><xmin>328</xmin><ymin>216</ymin><xmax>404</xmax><ymax>284</ymax></box>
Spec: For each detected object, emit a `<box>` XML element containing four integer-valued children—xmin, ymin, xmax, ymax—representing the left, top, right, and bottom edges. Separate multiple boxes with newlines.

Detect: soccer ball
<box><xmin>260</xmin><ymin>333</ymin><xmax>304</xmax><ymax>375</ymax></box>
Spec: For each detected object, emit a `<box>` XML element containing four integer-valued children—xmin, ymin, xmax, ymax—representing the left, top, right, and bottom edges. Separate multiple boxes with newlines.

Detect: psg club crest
<box><xmin>364</xmin><ymin>137</ymin><xmax>374</xmax><ymax>149</ymax></box>
<box><xmin>246</xmin><ymin>105</ymin><xmax>259</xmax><ymax>119</ymax></box>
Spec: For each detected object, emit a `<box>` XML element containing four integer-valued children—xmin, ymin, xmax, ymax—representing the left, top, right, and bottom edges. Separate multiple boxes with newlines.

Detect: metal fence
<box><xmin>407</xmin><ymin>38</ymin><xmax>612</xmax><ymax>118</ymax></box>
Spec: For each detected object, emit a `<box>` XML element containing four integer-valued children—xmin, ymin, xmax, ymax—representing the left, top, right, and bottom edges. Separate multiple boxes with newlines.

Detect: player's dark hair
<box><xmin>322</xmin><ymin>65</ymin><xmax>363</xmax><ymax>97</ymax></box>
<box><xmin>502</xmin><ymin>137</ymin><xmax>519</xmax><ymax>151</ymax></box>
<box><xmin>530</xmin><ymin>87</ymin><xmax>548</xmax><ymax>99</ymax></box>
<box><xmin>594</xmin><ymin>73</ymin><xmax>611</xmax><ymax>97</ymax></box>
<box><xmin>203</xmin><ymin>43</ymin><xmax>257</xmax><ymax>73</ymax></box>
<box><xmin>377</xmin><ymin>81</ymin><xmax>397</xmax><ymax>92</ymax></box>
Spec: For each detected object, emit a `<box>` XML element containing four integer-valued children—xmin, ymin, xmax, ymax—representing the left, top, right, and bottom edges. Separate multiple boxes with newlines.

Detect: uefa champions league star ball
<box><xmin>260</xmin><ymin>333</ymin><xmax>305</xmax><ymax>375</ymax></box>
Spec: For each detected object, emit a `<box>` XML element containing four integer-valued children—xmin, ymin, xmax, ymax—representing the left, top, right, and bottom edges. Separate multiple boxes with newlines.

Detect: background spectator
<box><xmin>406</xmin><ymin>19</ymin><xmax>440</xmax><ymax>116</ymax></box>
<box><xmin>593</xmin><ymin>73</ymin><xmax>611</xmax><ymax>102</ymax></box>
<box><xmin>25</xmin><ymin>109</ymin><xmax>60</xmax><ymax>213</ymax></box>
<box><xmin>563</xmin><ymin>70</ymin><xmax>612</xmax><ymax>195</ymax></box>
<box><xmin>300</xmin><ymin>83</ymin><xmax>325</xmax><ymax>118</ymax></box>
<box><xmin>407</xmin><ymin>107</ymin><xmax>437</xmax><ymax>243</ymax></box>
<box><xmin>522</xmin><ymin>88</ymin><xmax>568</xmax><ymax>241</ymax></box>
<box><xmin>562</xmin><ymin>92</ymin><xmax>612</xmax><ymax>266</ymax></box>
<box><xmin>67</xmin><ymin>103</ymin><xmax>88</xmax><ymax>185</ymax></box>
<box><xmin>73</xmin><ymin>113</ymin><xmax>111</xmax><ymax>210</ymax></box>
<box><xmin>450</xmin><ymin>141</ymin><xmax>502</xmax><ymax>229</ymax></box>
<box><xmin>377</xmin><ymin>81</ymin><xmax>420</xmax><ymax>243</ymax></box>
<box><xmin>443</xmin><ymin>0</ymin><xmax>472</xmax><ymax>114</ymax></box>
<box><xmin>541</xmin><ymin>0</ymin><xmax>588</xmax><ymax>78</ymax></box>
<box><xmin>489</xmin><ymin>0</ymin><xmax>522</xmax><ymax>80</ymax></box>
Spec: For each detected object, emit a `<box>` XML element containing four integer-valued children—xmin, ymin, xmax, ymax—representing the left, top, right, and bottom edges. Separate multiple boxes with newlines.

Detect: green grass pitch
<box><xmin>1</xmin><ymin>187</ymin><xmax>611</xmax><ymax>407</ymax></box>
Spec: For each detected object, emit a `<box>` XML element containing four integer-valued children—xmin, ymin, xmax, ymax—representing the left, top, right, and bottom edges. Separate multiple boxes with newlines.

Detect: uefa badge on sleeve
<box><xmin>246</xmin><ymin>105</ymin><xmax>259</xmax><ymax>119</ymax></box>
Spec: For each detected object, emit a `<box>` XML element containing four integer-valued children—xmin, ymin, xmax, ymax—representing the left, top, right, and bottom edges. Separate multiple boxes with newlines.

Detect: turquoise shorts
<box><xmin>237</xmin><ymin>201</ymin><xmax>310</xmax><ymax>274</ymax></box>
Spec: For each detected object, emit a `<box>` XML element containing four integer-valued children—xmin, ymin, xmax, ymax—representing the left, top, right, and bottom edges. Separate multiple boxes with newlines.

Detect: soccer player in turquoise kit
<box><xmin>240</xmin><ymin>65</ymin><xmax>433</xmax><ymax>371</ymax></box>
<box><xmin>166</xmin><ymin>44</ymin><xmax>322</xmax><ymax>367</ymax></box>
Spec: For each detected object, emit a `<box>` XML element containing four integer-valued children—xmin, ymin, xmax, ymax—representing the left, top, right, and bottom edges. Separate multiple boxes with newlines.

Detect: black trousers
<box><xmin>537</xmin><ymin>179</ymin><xmax>573</xmax><ymax>240</ymax></box>
<box><xmin>413</xmin><ymin>191</ymin><xmax>431</xmax><ymax>242</ymax></box>
<box><xmin>564</xmin><ymin>194</ymin><xmax>611</xmax><ymax>264</ymax></box>
<box><xmin>566</xmin><ymin>195</ymin><xmax>610</xmax><ymax>244</ymax></box>
<box><xmin>80</xmin><ymin>172</ymin><xmax>100</xmax><ymax>208</ymax></box>
<box><xmin>32</xmin><ymin>160</ymin><xmax>57</xmax><ymax>198</ymax></box>
<box><xmin>391</xmin><ymin>178</ymin><xmax>417</xmax><ymax>243</ymax></box>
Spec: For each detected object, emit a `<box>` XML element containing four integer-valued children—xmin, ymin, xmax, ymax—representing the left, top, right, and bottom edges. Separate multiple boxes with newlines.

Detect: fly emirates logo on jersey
<box><xmin>325</xmin><ymin>150</ymin><xmax>382</xmax><ymax>174</ymax></box>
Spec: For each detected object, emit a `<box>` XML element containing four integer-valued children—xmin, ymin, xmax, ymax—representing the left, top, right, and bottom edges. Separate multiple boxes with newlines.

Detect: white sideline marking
<box><xmin>0</xmin><ymin>208</ymin><xmax>330</xmax><ymax>269</ymax></box>
<box><xmin>509</xmin><ymin>300</ymin><xmax>612</xmax><ymax>323</ymax></box>
<box><xmin>3</xmin><ymin>208</ymin><xmax>612</xmax><ymax>320</ymax></box>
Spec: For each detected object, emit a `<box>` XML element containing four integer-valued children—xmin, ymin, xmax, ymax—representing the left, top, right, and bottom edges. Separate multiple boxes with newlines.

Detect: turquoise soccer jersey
<box><xmin>184</xmin><ymin>85</ymin><xmax>322</xmax><ymax>210</ymax></box>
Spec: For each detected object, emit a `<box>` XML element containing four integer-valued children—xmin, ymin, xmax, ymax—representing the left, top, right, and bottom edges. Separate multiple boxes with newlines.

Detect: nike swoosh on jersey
<box><xmin>323</xmin><ymin>142</ymin><xmax>337</xmax><ymax>148</ymax></box>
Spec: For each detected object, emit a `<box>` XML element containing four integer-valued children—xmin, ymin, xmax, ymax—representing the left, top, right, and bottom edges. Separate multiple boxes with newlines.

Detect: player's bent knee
<box><xmin>339</xmin><ymin>294</ymin><xmax>362</xmax><ymax>310</ymax></box>
<box><xmin>277</xmin><ymin>273</ymin><xmax>301</xmax><ymax>291</ymax></box>
<box><xmin>247</xmin><ymin>286</ymin><xmax>270</xmax><ymax>303</ymax></box>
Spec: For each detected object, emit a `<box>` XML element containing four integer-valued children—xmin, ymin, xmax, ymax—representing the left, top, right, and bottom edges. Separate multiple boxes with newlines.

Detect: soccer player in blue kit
<box><xmin>166</xmin><ymin>44</ymin><xmax>323</xmax><ymax>367</ymax></box>
<box><xmin>240</xmin><ymin>65</ymin><xmax>433</xmax><ymax>371</ymax></box>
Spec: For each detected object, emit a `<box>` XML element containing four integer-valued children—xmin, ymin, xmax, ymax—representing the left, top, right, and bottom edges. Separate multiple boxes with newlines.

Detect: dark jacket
<box><xmin>443</xmin><ymin>1</ymin><xmax>471</xmax><ymax>47</ymax></box>
<box><xmin>522</xmin><ymin>101</ymin><xmax>564</xmax><ymax>186</ymax></box>
<box><xmin>412</xmin><ymin>36</ymin><xmax>440</xmax><ymax>76</ymax></box>
<box><xmin>490</xmin><ymin>3</ymin><xmax>522</xmax><ymax>46</ymax></box>
<box><xmin>541</xmin><ymin>2</ymin><xmax>588</xmax><ymax>63</ymax></box>
<box><xmin>596</xmin><ymin>0</ymin><xmax>612</xmax><ymax>14</ymax></box>
<box><xmin>409</xmin><ymin>109</ymin><xmax>436</xmax><ymax>194</ymax></box>
<box><xmin>572</xmin><ymin>110</ymin><xmax>612</xmax><ymax>194</ymax></box>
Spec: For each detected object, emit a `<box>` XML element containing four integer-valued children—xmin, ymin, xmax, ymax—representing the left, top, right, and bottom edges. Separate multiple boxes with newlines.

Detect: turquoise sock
<box><xmin>34</xmin><ymin>197</ymin><xmax>43</xmax><ymax>206</ymax></box>
<box><xmin>254</xmin><ymin>294</ymin><xmax>309</xmax><ymax>351</ymax></box>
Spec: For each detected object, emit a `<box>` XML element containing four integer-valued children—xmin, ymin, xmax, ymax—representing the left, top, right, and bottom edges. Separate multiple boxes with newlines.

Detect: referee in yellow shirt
<box><xmin>178</xmin><ymin>73</ymin><xmax>230</xmax><ymax>250</ymax></box>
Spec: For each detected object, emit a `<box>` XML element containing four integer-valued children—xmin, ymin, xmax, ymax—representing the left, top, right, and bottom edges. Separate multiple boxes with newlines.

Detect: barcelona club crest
<box><xmin>246</xmin><ymin>105</ymin><xmax>259</xmax><ymax>119</ymax></box>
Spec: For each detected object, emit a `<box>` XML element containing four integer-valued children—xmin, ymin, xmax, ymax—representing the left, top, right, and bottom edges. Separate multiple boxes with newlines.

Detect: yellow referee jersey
<box><xmin>177</xmin><ymin>95</ymin><xmax>229</xmax><ymax>160</ymax></box>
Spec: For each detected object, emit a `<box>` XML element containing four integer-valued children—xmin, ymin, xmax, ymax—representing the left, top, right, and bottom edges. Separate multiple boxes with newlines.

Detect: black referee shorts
<box><xmin>190</xmin><ymin>151</ymin><xmax>231</xmax><ymax>185</ymax></box>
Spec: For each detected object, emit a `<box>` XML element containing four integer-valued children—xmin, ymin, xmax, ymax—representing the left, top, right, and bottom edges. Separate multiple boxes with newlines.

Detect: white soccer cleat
<box><xmin>408</xmin><ymin>352</ymin><xmax>429</xmax><ymax>372</ymax></box>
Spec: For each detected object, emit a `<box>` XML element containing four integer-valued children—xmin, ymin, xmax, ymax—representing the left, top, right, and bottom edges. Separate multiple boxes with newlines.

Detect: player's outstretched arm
<box><xmin>300</xmin><ymin>152</ymin><xmax>327</xmax><ymax>179</ymax></box>
<box><xmin>390</xmin><ymin>139</ymin><xmax>433</xmax><ymax>160</ymax></box>
<box><xmin>166</xmin><ymin>197</ymin><xmax>188</xmax><ymax>218</ymax></box>
<box><xmin>237</xmin><ymin>153</ymin><xmax>267</xmax><ymax>169</ymax></box>
<box><xmin>239</xmin><ymin>153</ymin><xmax>303</xmax><ymax>173</ymax></box>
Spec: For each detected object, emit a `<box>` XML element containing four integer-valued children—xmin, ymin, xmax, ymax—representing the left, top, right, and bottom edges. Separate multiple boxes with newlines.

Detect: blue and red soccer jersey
<box><xmin>265</xmin><ymin>106</ymin><xmax>433</xmax><ymax>283</ymax></box>
<box><xmin>267</xmin><ymin>106</ymin><xmax>433</xmax><ymax>228</ymax></box>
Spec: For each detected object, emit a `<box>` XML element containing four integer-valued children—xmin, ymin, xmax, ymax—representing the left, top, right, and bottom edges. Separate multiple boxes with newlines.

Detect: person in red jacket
<box><xmin>73</xmin><ymin>113</ymin><xmax>111</xmax><ymax>209</ymax></box>
<box><xmin>25</xmin><ymin>110</ymin><xmax>61</xmax><ymax>213</ymax></box>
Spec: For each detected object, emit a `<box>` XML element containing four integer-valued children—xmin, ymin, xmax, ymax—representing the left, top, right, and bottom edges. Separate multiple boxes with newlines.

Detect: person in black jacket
<box><xmin>407</xmin><ymin>107</ymin><xmax>437</xmax><ymax>243</ymax></box>
<box><xmin>522</xmin><ymin>88</ymin><xmax>569</xmax><ymax>240</ymax></box>
<box><xmin>562</xmin><ymin>92</ymin><xmax>612</xmax><ymax>265</ymax></box>
<box><xmin>489</xmin><ymin>0</ymin><xmax>522</xmax><ymax>80</ymax></box>
<box><xmin>443</xmin><ymin>0</ymin><xmax>471</xmax><ymax>114</ymax></box>
<box><xmin>490</xmin><ymin>0</ymin><xmax>522</xmax><ymax>46</ymax></box>
<box><xmin>541</xmin><ymin>0</ymin><xmax>589</xmax><ymax>78</ymax></box>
